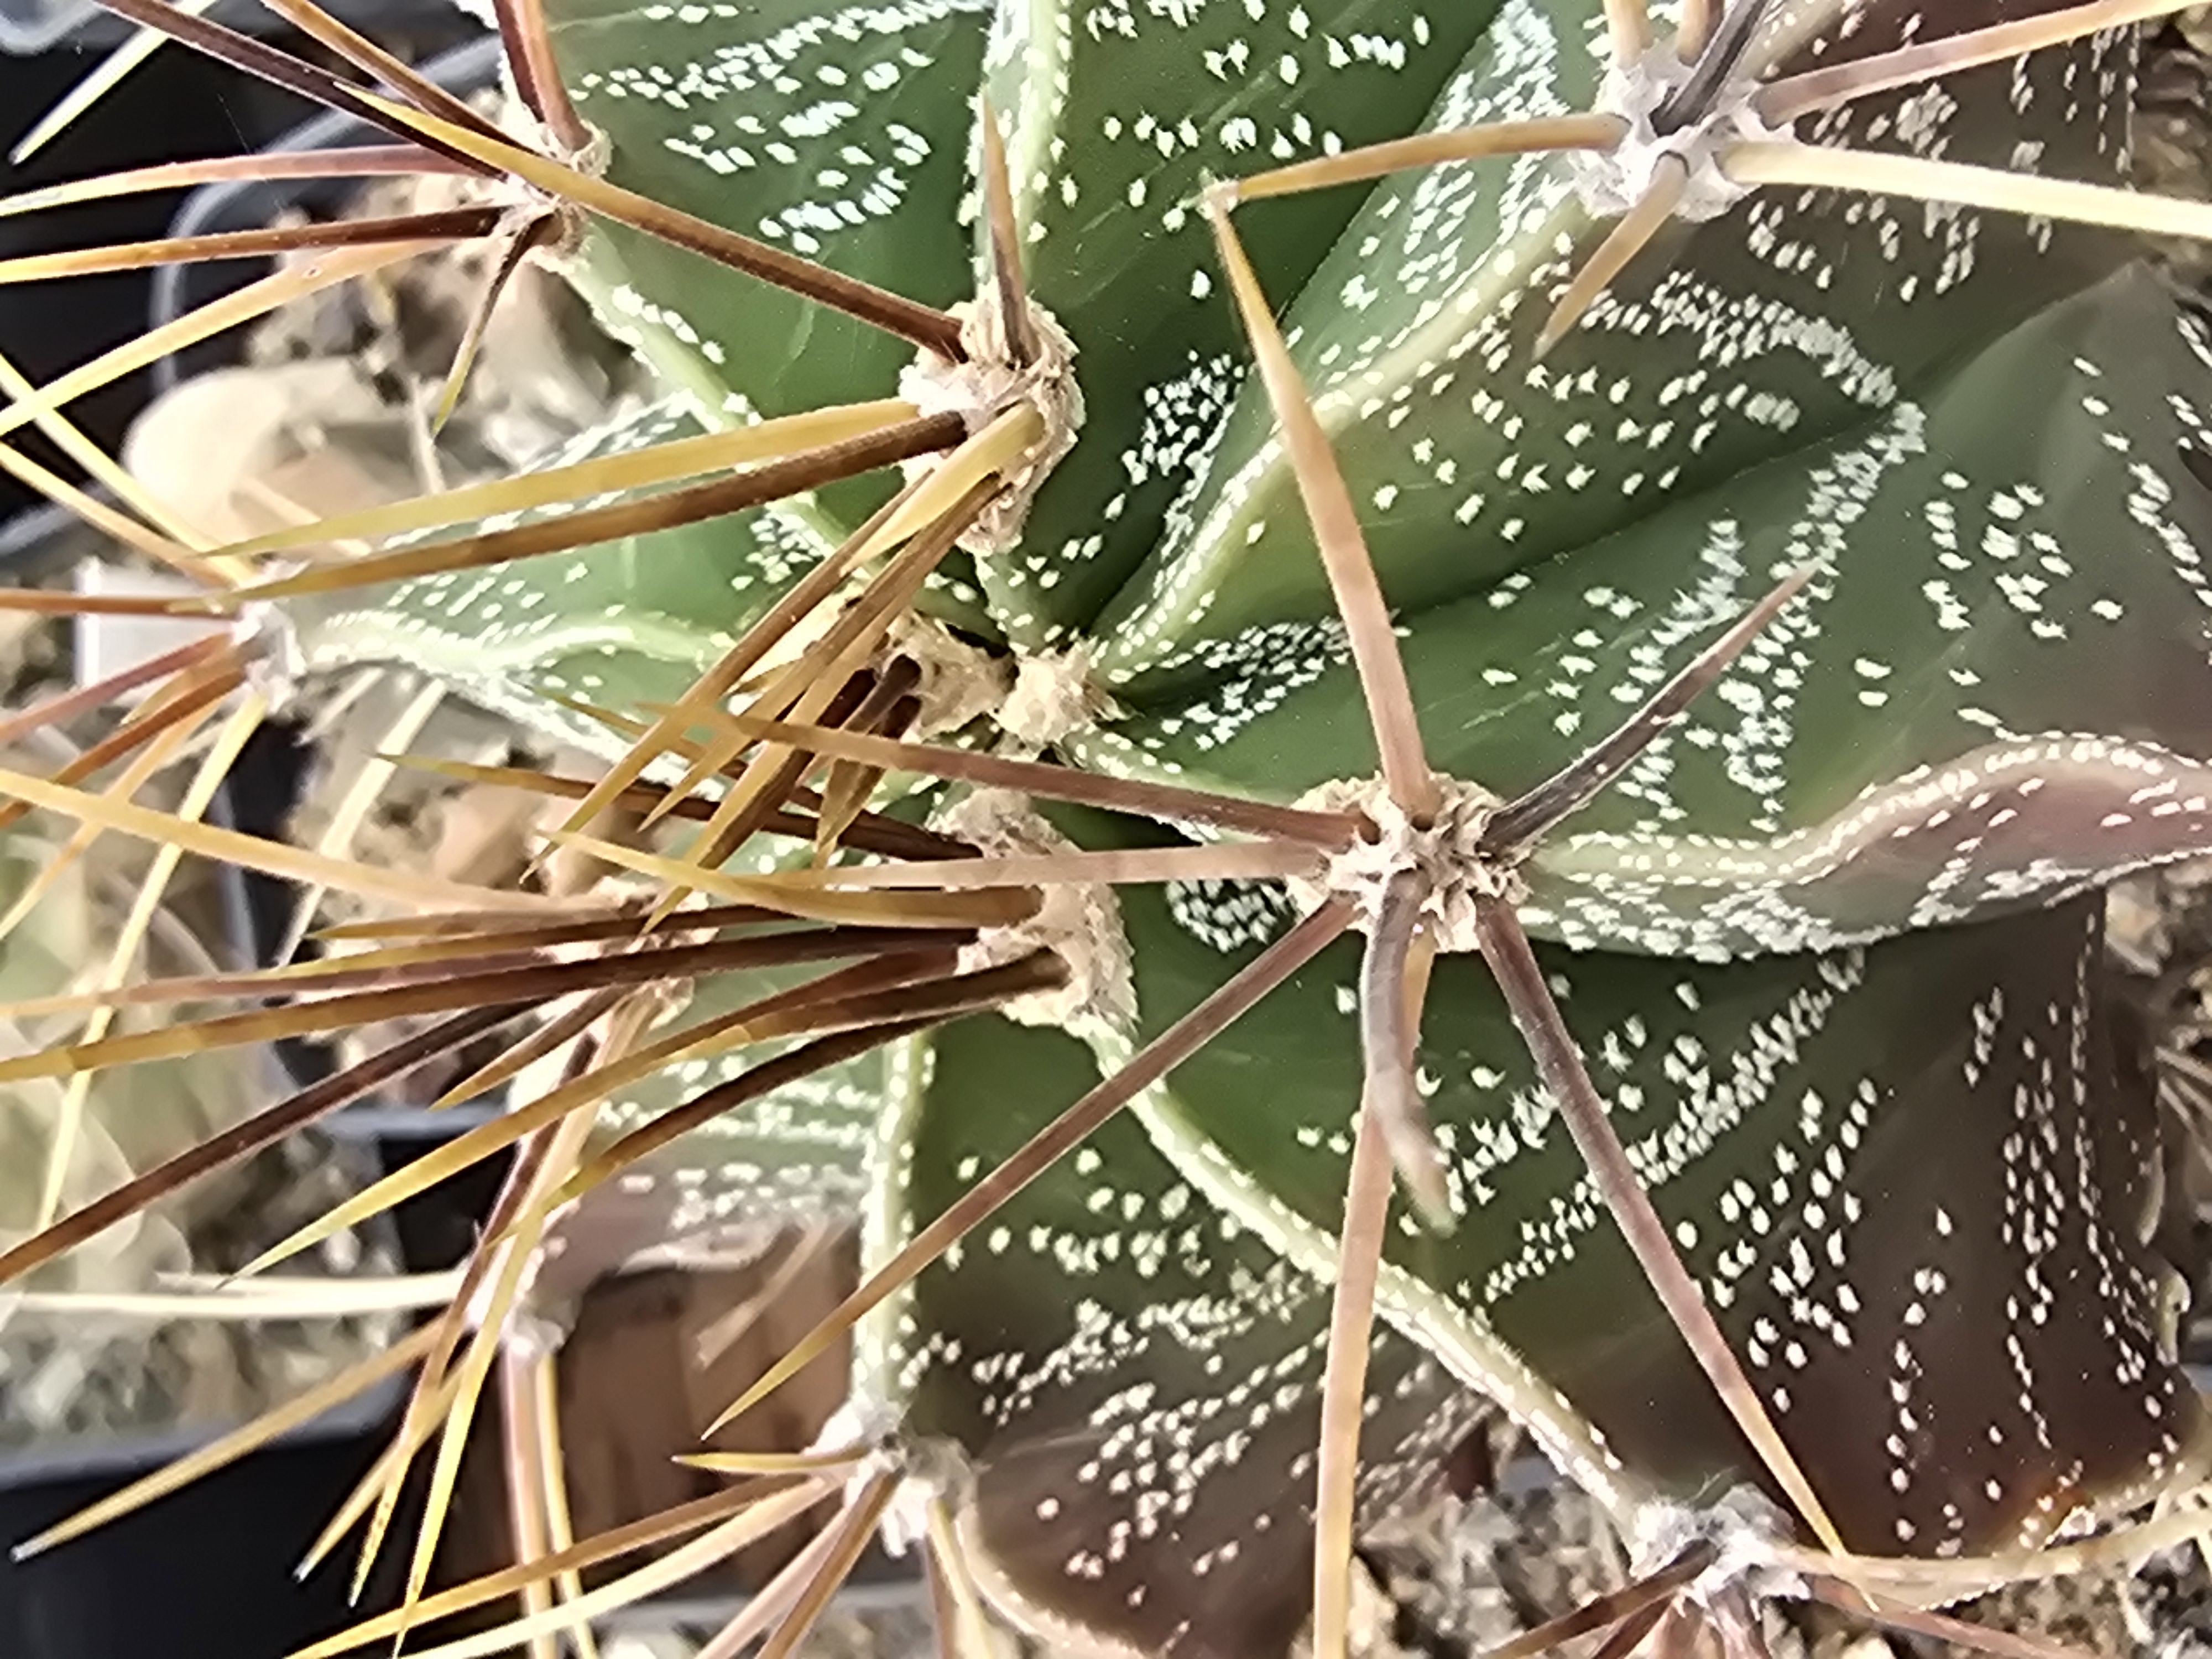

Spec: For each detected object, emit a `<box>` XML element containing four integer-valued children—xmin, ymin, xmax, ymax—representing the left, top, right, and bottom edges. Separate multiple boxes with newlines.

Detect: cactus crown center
<box><xmin>1577</xmin><ymin>39</ymin><xmax>1785</xmax><ymax>223</ymax></box>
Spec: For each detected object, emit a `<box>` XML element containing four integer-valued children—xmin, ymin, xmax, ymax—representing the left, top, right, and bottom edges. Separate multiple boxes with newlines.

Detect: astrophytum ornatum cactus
<box><xmin>39</xmin><ymin>0</ymin><xmax>2212</xmax><ymax>1652</ymax></box>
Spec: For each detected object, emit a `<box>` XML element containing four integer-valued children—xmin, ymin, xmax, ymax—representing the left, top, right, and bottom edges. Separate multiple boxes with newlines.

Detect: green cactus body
<box><xmin>878</xmin><ymin>1011</ymin><xmax>1487</xmax><ymax>1657</ymax></box>
<box><xmin>270</xmin><ymin>0</ymin><xmax>2212</xmax><ymax>1647</ymax></box>
<box><xmin>880</xmin><ymin>866</ymin><xmax>2188</xmax><ymax>1652</ymax></box>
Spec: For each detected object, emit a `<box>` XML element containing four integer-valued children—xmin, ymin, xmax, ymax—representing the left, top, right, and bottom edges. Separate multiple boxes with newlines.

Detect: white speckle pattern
<box><xmin>880</xmin><ymin>1016</ymin><xmax>1486</xmax><ymax>1658</ymax></box>
<box><xmin>1128</xmin><ymin>877</ymin><xmax>2200</xmax><ymax>1557</ymax></box>
<box><xmin>1108</xmin><ymin>269</ymin><xmax>2212</xmax><ymax>959</ymax></box>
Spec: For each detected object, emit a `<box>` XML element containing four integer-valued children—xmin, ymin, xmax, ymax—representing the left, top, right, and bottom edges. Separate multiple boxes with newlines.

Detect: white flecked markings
<box><xmin>307</xmin><ymin>4</ymin><xmax>2210</xmax><ymax>968</ymax></box>
<box><xmin>584</xmin><ymin>966</ymin><xmax>895</xmax><ymax>1258</ymax></box>
<box><xmin>1102</xmin><ymin>267</ymin><xmax>2212</xmax><ymax>958</ymax></box>
<box><xmin>1131</xmin><ymin>875</ymin><xmax>2198</xmax><ymax>1557</ymax></box>
<box><xmin>872</xmin><ymin>1015</ymin><xmax>1487</xmax><ymax>1659</ymax></box>
<box><xmin>972</xmin><ymin>0</ymin><xmax>1507</xmax><ymax>647</ymax></box>
<box><xmin>256</xmin><ymin>4</ymin><xmax>2212</xmax><ymax>1645</ymax></box>
<box><xmin>549</xmin><ymin>0</ymin><xmax>989</xmax><ymax>539</ymax></box>
<box><xmin>1092</xmin><ymin>0</ymin><xmax>2129</xmax><ymax>673</ymax></box>
<box><xmin>572</xmin><ymin>0</ymin><xmax>986</xmax><ymax>256</ymax></box>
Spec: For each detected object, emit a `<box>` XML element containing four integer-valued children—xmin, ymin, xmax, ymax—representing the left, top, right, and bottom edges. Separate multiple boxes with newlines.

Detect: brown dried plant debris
<box><xmin>0</xmin><ymin>1130</ymin><xmax>405</xmax><ymax>1454</ymax></box>
<box><xmin>244</xmin><ymin>164</ymin><xmax>638</xmax><ymax>458</ymax></box>
<box><xmin>1366</xmin><ymin>1459</ymin><xmax>2212</xmax><ymax>1659</ymax></box>
<box><xmin>2134</xmin><ymin>12</ymin><xmax>2212</xmax><ymax>284</ymax></box>
<box><xmin>0</xmin><ymin>698</ymin><xmax>409</xmax><ymax>1453</ymax></box>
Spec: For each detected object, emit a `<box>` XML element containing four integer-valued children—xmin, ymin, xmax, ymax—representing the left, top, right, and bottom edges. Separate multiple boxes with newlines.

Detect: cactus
<box><xmin>8</xmin><ymin>1</ymin><xmax>2212</xmax><ymax>1655</ymax></box>
<box><xmin>283</xmin><ymin>0</ymin><xmax>2212</xmax><ymax>952</ymax></box>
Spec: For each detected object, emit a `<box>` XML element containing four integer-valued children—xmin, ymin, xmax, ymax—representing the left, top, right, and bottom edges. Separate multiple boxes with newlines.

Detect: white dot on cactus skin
<box><xmin>1190</xmin><ymin>269</ymin><xmax>1212</xmax><ymax>300</ymax></box>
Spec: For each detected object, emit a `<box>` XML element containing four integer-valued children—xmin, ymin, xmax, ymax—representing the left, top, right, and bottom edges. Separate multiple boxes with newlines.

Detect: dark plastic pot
<box><xmin>0</xmin><ymin>1133</ymin><xmax>526</xmax><ymax>1659</ymax></box>
<box><xmin>0</xmin><ymin>48</ymin><xmax>311</xmax><ymax>526</ymax></box>
<box><xmin>0</xmin><ymin>0</ymin><xmax>466</xmax><ymax>60</ymax></box>
<box><xmin>0</xmin><ymin>1420</ymin><xmax>417</xmax><ymax>1659</ymax></box>
<box><xmin>0</xmin><ymin>45</ymin><xmax>477</xmax><ymax>1589</ymax></box>
<box><xmin>0</xmin><ymin>45</ymin><xmax>915</xmax><ymax>1651</ymax></box>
